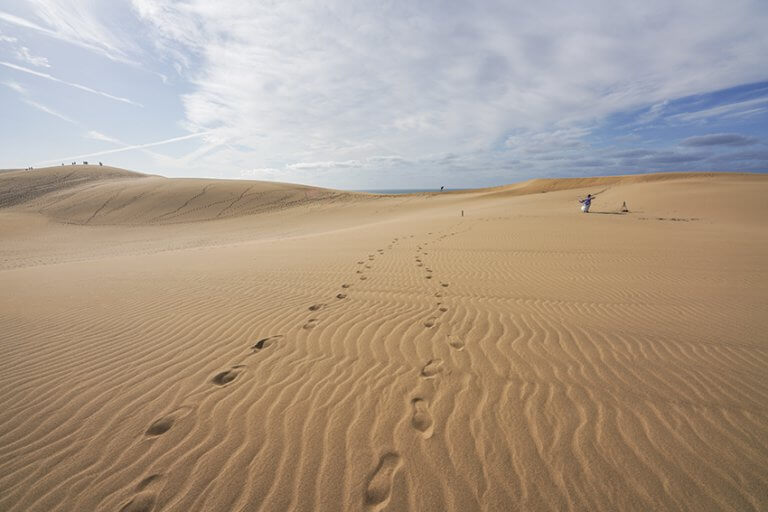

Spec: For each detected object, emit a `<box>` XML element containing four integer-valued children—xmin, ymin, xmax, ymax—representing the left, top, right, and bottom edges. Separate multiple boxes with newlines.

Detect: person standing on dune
<box><xmin>579</xmin><ymin>194</ymin><xmax>594</xmax><ymax>213</ymax></box>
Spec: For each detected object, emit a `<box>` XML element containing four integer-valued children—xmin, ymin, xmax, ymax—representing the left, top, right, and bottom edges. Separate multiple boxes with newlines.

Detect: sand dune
<box><xmin>1</xmin><ymin>167</ymin><xmax>767</xmax><ymax>511</ymax></box>
<box><xmin>1</xmin><ymin>165</ymin><xmax>352</xmax><ymax>225</ymax></box>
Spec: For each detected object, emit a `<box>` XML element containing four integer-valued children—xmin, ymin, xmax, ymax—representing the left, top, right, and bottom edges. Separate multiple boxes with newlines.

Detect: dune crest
<box><xmin>1</xmin><ymin>165</ymin><xmax>353</xmax><ymax>225</ymax></box>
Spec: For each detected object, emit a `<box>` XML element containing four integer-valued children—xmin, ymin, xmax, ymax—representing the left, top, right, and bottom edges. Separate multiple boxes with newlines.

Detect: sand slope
<box><xmin>1</xmin><ymin>168</ymin><xmax>767</xmax><ymax>511</ymax></box>
<box><xmin>1</xmin><ymin>165</ymin><xmax>352</xmax><ymax>225</ymax></box>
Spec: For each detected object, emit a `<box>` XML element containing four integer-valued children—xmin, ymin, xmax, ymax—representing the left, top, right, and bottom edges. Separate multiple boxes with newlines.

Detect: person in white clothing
<box><xmin>579</xmin><ymin>194</ymin><xmax>594</xmax><ymax>213</ymax></box>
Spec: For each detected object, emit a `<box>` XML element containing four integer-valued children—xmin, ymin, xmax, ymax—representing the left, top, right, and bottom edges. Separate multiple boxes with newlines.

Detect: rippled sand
<box><xmin>1</xmin><ymin>166</ymin><xmax>766</xmax><ymax>511</ymax></box>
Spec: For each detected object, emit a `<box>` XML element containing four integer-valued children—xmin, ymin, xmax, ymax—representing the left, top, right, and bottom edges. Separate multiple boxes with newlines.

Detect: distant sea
<box><xmin>355</xmin><ymin>188</ymin><xmax>465</xmax><ymax>194</ymax></box>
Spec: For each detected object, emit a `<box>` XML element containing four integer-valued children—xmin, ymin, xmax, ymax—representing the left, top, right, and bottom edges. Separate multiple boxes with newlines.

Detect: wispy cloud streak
<box><xmin>670</xmin><ymin>97</ymin><xmax>768</xmax><ymax>123</ymax></box>
<box><xmin>15</xmin><ymin>46</ymin><xmax>50</xmax><ymax>67</ymax></box>
<box><xmin>23</xmin><ymin>99</ymin><xmax>75</xmax><ymax>123</ymax></box>
<box><xmin>0</xmin><ymin>9</ymin><xmax>135</xmax><ymax>64</ymax></box>
<box><xmin>0</xmin><ymin>61</ymin><xmax>142</xmax><ymax>106</ymax></box>
<box><xmin>37</xmin><ymin>132</ymin><xmax>212</xmax><ymax>164</ymax></box>
<box><xmin>680</xmin><ymin>133</ymin><xmax>758</xmax><ymax>147</ymax></box>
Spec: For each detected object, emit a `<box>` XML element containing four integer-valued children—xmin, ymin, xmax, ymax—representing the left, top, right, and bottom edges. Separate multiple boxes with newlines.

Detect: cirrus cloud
<box><xmin>680</xmin><ymin>133</ymin><xmax>759</xmax><ymax>147</ymax></box>
<box><xmin>126</xmin><ymin>0</ymin><xmax>768</xmax><ymax>182</ymax></box>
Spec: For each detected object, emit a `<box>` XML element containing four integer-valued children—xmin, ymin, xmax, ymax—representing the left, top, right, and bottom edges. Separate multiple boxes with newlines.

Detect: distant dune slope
<box><xmin>0</xmin><ymin>165</ymin><xmax>351</xmax><ymax>225</ymax></box>
<box><xmin>473</xmin><ymin>171</ymin><xmax>763</xmax><ymax>197</ymax></box>
<box><xmin>1</xmin><ymin>166</ymin><xmax>765</xmax><ymax>226</ymax></box>
<box><xmin>0</xmin><ymin>166</ymin><xmax>145</xmax><ymax>209</ymax></box>
<box><xmin>462</xmin><ymin>172</ymin><xmax>768</xmax><ymax>226</ymax></box>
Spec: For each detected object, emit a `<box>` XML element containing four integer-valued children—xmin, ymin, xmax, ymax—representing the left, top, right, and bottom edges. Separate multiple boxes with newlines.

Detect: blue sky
<box><xmin>1</xmin><ymin>1</ymin><xmax>767</xmax><ymax>189</ymax></box>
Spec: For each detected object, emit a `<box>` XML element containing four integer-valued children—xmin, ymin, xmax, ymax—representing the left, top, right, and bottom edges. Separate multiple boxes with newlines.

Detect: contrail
<box><xmin>37</xmin><ymin>132</ymin><xmax>212</xmax><ymax>165</ymax></box>
<box><xmin>0</xmin><ymin>61</ymin><xmax>142</xmax><ymax>106</ymax></box>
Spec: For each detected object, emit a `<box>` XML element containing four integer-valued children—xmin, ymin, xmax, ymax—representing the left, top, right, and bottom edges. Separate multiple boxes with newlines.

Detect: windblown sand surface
<box><xmin>1</xmin><ymin>166</ymin><xmax>766</xmax><ymax>511</ymax></box>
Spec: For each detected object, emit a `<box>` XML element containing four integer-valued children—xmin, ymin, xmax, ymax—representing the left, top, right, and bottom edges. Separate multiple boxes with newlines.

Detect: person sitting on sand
<box><xmin>579</xmin><ymin>194</ymin><xmax>594</xmax><ymax>213</ymax></box>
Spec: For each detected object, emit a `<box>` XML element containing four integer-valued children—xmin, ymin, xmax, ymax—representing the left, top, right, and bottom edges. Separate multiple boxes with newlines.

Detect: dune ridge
<box><xmin>1</xmin><ymin>165</ymin><xmax>355</xmax><ymax>225</ymax></box>
<box><xmin>1</xmin><ymin>168</ymin><xmax>767</xmax><ymax>511</ymax></box>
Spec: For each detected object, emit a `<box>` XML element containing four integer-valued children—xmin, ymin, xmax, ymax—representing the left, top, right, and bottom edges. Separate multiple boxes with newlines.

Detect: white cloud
<box><xmin>287</xmin><ymin>160</ymin><xmax>364</xmax><ymax>171</ymax></box>
<box><xmin>0</xmin><ymin>61</ymin><xmax>142</xmax><ymax>106</ymax></box>
<box><xmin>0</xmin><ymin>5</ymin><xmax>135</xmax><ymax>63</ymax></box>
<box><xmin>15</xmin><ymin>46</ymin><xmax>50</xmax><ymax>67</ymax></box>
<box><xmin>0</xmin><ymin>4</ymin><xmax>168</xmax><ymax>85</ymax></box>
<box><xmin>86</xmin><ymin>130</ymin><xmax>123</xmax><ymax>144</ymax></box>
<box><xmin>670</xmin><ymin>97</ymin><xmax>768</xmax><ymax>123</ymax></box>
<box><xmin>0</xmin><ymin>12</ymin><xmax>51</xmax><ymax>35</ymax></box>
<box><xmin>633</xmin><ymin>100</ymin><xmax>670</xmax><ymax>126</ymax></box>
<box><xmin>3</xmin><ymin>80</ymin><xmax>25</xmax><ymax>94</ymax></box>
<box><xmin>124</xmin><ymin>0</ymin><xmax>768</xmax><ymax>177</ymax></box>
<box><xmin>2</xmin><ymin>1</ymin><xmax>767</xmax><ymax>182</ymax></box>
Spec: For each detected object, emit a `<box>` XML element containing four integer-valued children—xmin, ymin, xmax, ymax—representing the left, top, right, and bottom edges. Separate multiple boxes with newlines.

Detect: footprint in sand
<box><xmin>423</xmin><ymin>317</ymin><xmax>437</xmax><ymax>328</ymax></box>
<box><xmin>438</xmin><ymin>307</ymin><xmax>448</xmax><ymax>313</ymax></box>
<box><xmin>365</xmin><ymin>453</ymin><xmax>402</xmax><ymax>508</ymax></box>
<box><xmin>120</xmin><ymin>474</ymin><xmax>164</xmax><ymax>512</ymax></box>
<box><xmin>441</xmin><ymin>283</ymin><xmax>449</xmax><ymax>288</ymax></box>
<box><xmin>425</xmin><ymin>275</ymin><xmax>432</xmax><ymax>279</ymax></box>
<box><xmin>120</xmin><ymin>493</ymin><xmax>155</xmax><ymax>512</ymax></box>
<box><xmin>252</xmin><ymin>334</ymin><xmax>283</xmax><ymax>351</ymax></box>
<box><xmin>303</xmin><ymin>318</ymin><xmax>319</xmax><ymax>329</ymax></box>
<box><xmin>212</xmin><ymin>366</ymin><xmax>244</xmax><ymax>386</ymax></box>
<box><xmin>341</xmin><ymin>283</ymin><xmax>351</xmax><ymax>289</ymax></box>
<box><xmin>145</xmin><ymin>418</ymin><xmax>174</xmax><ymax>437</ymax></box>
<box><xmin>416</xmin><ymin>263</ymin><xmax>423</xmax><ymax>267</ymax></box>
<box><xmin>360</xmin><ymin>276</ymin><xmax>368</xmax><ymax>281</ymax></box>
<box><xmin>365</xmin><ymin>265</ymin><xmax>372</xmax><ymax>269</ymax></box>
<box><xmin>434</xmin><ymin>292</ymin><xmax>442</xmax><ymax>298</ymax></box>
<box><xmin>356</xmin><ymin>270</ymin><xmax>364</xmax><ymax>274</ymax></box>
<box><xmin>448</xmin><ymin>336</ymin><xmax>465</xmax><ymax>350</ymax></box>
<box><xmin>410</xmin><ymin>398</ymin><xmax>434</xmax><ymax>439</ymax></box>
<box><xmin>357</xmin><ymin>261</ymin><xmax>364</xmax><ymax>265</ymax></box>
<box><xmin>308</xmin><ymin>303</ymin><xmax>326</xmax><ymax>312</ymax></box>
<box><xmin>426</xmin><ymin>269</ymin><xmax>432</xmax><ymax>273</ymax></box>
<box><xmin>136</xmin><ymin>474</ymin><xmax>162</xmax><ymax>491</ymax></box>
<box><xmin>420</xmin><ymin>359</ymin><xmax>444</xmax><ymax>378</ymax></box>
<box><xmin>145</xmin><ymin>406</ymin><xmax>193</xmax><ymax>436</ymax></box>
<box><xmin>336</xmin><ymin>293</ymin><xmax>347</xmax><ymax>299</ymax></box>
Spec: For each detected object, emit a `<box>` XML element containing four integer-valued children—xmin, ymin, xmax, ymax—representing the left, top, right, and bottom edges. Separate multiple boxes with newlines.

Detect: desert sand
<box><xmin>0</xmin><ymin>166</ymin><xmax>766</xmax><ymax>511</ymax></box>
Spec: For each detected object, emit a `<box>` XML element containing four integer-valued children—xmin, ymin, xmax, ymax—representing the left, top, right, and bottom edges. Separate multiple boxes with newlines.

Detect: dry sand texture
<box><xmin>1</xmin><ymin>166</ymin><xmax>767</xmax><ymax>511</ymax></box>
